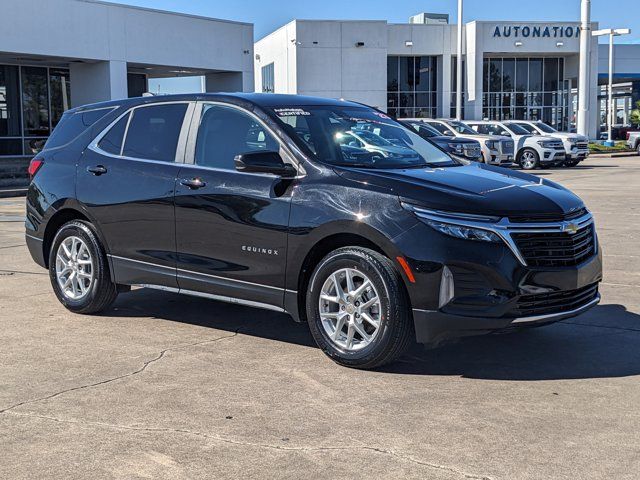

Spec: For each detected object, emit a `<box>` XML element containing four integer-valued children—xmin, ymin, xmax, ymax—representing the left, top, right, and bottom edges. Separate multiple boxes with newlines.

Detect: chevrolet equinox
<box><xmin>26</xmin><ymin>94</ymin><xmax>603</xmax><ymax>369</ymax></box>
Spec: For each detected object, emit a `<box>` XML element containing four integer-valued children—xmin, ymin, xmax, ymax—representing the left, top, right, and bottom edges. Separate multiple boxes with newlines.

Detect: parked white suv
<box><xmin>467</xmin><ymin>120</ymin><xmax>565</xmax><ymax>170</ymax></box>
<box><xmin>511</xmin><ymin>121</ymin><xmax>589</xmax><ymax>167</ymax></box>
<box><xmin>422</xmin><ymin>119</ymin><xmax>514</xmax><ymax>166</ymax></box>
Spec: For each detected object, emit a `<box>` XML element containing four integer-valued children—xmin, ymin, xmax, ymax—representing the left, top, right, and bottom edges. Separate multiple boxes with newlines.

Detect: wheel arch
<box><xmin>290</xmin><ymin>222</ymin><xmax>410</xmax><ymax>323</ymax></box>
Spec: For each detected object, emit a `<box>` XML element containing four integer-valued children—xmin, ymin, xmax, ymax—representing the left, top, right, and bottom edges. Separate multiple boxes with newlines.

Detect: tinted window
<box><xmin>98</xmin><ymin>113</ymin><xmax>129</xmax><ymax>155</ymax></box>
<box><xmin>427</xmin><ymin>122</ymin><xmax>454</xmax><ymax>136</ymax></box>
<box><xmin>195</xmin><ymin>104</ymin><xmax>279</xmax><ymax>170</ymax></box>
<box><xmin>46</xmin><ymin>108</ymin><xmax>114</xmax><ymax>149</ymax></box>
<box><xmin>122</xmin><ymin>103</ymin><xmax>188</xmax><ymax>162</ymax></box>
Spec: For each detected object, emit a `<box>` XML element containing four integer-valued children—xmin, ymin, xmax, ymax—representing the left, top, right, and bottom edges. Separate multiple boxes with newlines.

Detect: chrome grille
<box><xmin>511</xmin><ymin>223</ymin><xmax>596</xmax><ymax>267</ymax></box>
<box><xmin>576</xmin><ymin>142</ymin><xmax>588</xmax><ymax>149</ymax></box>
<box><xmin>463</xmin><ymin>144</ymin><xmax>481</xmax><ymax>158</ymax></box>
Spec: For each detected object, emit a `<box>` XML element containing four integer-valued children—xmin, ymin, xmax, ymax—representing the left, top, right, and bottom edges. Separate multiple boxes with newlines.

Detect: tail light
<box><xmin>626</xmin><ymin>132</ymin><xmax>631</xmax><ymax>141</ymax></box>
<box><xmin>28</xmin><ymin>158</ymin><xmax>44</xmax><ymax>180</ymax></box>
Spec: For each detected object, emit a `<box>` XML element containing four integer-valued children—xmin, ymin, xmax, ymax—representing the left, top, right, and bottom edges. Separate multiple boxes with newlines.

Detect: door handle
<box><xmin>87</xmin><ymin>165</ymin><xmax>107</xmax><ymax>176</ymax></box>
<box><xmin>180</xmin><ymin>177</ymin><xmax>206</xmax><ymax>189</ymax></box>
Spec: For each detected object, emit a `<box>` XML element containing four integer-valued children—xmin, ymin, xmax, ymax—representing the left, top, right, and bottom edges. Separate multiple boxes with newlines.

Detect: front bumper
<box><xmin>540</xmin><ymin>148</ymin><xmax>567</xmax><ymax>163</ymax></box>
<box><xmin>413</xmin><ymin>294</ymin><xmax>600</xmax><ymax>345</ymax></box>
<box><xmin>566</xmin><ymin>148</ymin><xmax>590</xmax><ymax>161</ymax></box>
<box><xmin>393</xmin><ymin>220</ymin><xmax>603</xmax><ymax>345</ymax></box>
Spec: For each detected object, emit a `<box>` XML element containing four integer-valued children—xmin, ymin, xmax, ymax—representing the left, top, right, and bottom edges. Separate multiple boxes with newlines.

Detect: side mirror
<box><xmin>234</xmin><ymin>151</ymin><xmax>297</xmax><ymax>178</ymax></box>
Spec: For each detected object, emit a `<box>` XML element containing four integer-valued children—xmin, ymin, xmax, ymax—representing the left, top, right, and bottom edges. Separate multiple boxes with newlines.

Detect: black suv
<box><xmin>26</xmin><ymin>94</ymin><xmax>603</xmax><ymax>369</ymax></box>
<box><xmin>399</xmin><ymin>120</ymin><xmax>482</xmax><ymax>161</ymax></box>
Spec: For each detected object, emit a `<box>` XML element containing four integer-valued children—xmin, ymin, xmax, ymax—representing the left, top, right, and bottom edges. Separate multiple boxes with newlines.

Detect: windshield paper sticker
<box><xmin>274</xmin><ymin>108</ymin><xmax>311</xmax><ymax>117</ymax></box>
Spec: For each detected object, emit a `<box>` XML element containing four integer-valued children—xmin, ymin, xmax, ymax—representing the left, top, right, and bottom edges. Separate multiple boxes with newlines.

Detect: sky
<box><xmin>107</xmin><ymin>0</ymin><xmax>640</xmax><ymax>94</ymax></box>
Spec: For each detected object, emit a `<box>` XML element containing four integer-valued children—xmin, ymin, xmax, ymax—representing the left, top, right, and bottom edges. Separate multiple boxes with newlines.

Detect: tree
<box><xmin>630</xmin><ymin>101</ymin><xmax>640</xmax><ymax>127</ymax></box>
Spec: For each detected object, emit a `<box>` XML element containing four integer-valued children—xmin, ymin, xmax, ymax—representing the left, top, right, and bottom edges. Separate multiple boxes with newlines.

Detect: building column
<box><xmin>587</xmin><ymin>34</ymin><xmax>600</xmax><ymax>139</ymax></box>
<box><xmin>69</xmin><ymin>60</ymin><xmax>128</xmax><ymax>107</ymax></box>
<box><xmin>205</xmin><ymin>72</ymin><xmax>252</xmax><ymax>93</ymax></box>
<box><xmin>439</xmin><ymin>55</ymin><xmax>452</xmax><ymax>118</ymax></box>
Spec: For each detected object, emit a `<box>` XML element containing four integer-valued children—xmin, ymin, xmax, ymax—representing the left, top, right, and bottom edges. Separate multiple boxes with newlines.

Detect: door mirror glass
<box><xmin>234</xmin><ymin>151</ymin><xmax>296</xmax><ymax>177</ymax></box>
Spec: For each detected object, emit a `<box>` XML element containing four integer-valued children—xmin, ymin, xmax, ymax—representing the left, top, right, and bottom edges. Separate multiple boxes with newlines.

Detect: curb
<box><xmin>588</xmin><ymin>152</ymin><xmax>637</xmax><ymax>159</ymax></box>
<box><xmin>0</xmin><ymin>188</ymin><xmax>28</xmax><ymax>199</ymax></box>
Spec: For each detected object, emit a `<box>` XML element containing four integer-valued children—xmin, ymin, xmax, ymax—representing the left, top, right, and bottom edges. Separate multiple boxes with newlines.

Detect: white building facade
<box><xmin>254</xmin><ymin>15</ymin><xmax>639</xmax><ymax>139</ymax></box>
<box><xmin>0</xmin><ymin>0</ymin><xmax>254</xmax><ymax>159</ymax></box>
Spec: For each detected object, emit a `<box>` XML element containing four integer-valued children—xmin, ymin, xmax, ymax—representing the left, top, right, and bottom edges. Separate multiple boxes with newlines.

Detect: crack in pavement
<box><xmin>0</xmin><ymin>244</ymin><xmax>25</xmax><ymax>250</ymax></box>
<box><xmin>0</xmin><ymin>330</ymin><xmax>240</xmax><ymax>414</ymax></box>
<box><xmin>4</xmin><ymin>410</ymin><xmax>493</xmax><ymax>480</ymax></box>
<box><xmin>0</xmin><ymin>269</ymin><xmax>48</xmax><ymax>276</ymax></box>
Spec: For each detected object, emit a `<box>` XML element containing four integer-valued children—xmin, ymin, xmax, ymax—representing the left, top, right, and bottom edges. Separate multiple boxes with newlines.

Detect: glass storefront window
<box><xmin>1</xmin><ymin>64</ymin><xmax>72</xmax><ymax>156</ymax></box>
<box><xmin>482</xmin><ymin>57</ymin><xmax>568</xmax><ymax>130</ymax></box>
<box><xmin>22</xmin><ymin>66</ymin><xmax>50</xmax><ymax>137</ymax></box>
<box><xmin>387</xmin><ymin>56</ymin><xmax>437</xmax><ymax>118</ymax></box>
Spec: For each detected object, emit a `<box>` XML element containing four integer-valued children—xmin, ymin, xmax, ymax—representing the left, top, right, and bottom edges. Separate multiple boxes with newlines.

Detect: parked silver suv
<box><xmin>423</xmin><ymin>119</ymin><xmax>514</xmax><ymax>166</ymax></box>
<box><xmin>467</xmin><ymin>120</ymin><xmax>565</xmax><ymax>170</ymax></box>
<box><xmin>512</xmin><ymin>121</ymin><xmax>589</xmax><ymax>167</ymax></box>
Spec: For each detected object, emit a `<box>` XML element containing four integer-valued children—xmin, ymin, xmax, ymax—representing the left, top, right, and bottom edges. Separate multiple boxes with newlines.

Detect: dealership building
<box><xmin>255</xmin><ymin>14</ymin><xmax>640</xmax><ymax>139</ymax></box>
<box><xmin>0</xmin><ymin>0</ymin><xmax>253</xmax><ymax>188</ymax></box>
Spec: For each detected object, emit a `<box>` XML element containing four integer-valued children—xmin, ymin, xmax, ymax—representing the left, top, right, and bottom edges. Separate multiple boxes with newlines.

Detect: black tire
<box><xmin>518</xmin><ymin>148</ymin><xmax>540</xmax><ymax>170</ymax></box>
<box><xmin>636</xmin><ymin>144</ymin><xmax>640</xmax><ymax>156</ymax></box>
<box><xmin>564</xmin><ymin>159</ymin><xmax>580</xmax><ymax>167</ymax></box>
<box><xmin>48</xmin><ymin>220</ymin><xmax>118</xmax><ymax>314</ymax></box>
<box><xmin>306</xmin><ymin>247</ymin><xmax>413</xmax><ymax>369</ymax></box>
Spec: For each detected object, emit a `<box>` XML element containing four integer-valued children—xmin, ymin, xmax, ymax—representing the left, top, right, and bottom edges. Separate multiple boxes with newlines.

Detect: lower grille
<box><xmin>512</xmin><ymin>223</ymin><xmax>596</xmax><ymax>267</ymax></box>
<box><xmin>513</xmin><ymin>283</ymin><xmax>599</xmax><ymax>317</ymax></box>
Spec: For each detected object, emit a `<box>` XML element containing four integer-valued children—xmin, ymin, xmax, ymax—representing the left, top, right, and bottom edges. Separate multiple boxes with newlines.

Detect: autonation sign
<box><xmin>493</xmin><ymin>25</ymin><xmax>580</xmax><ymax>38</ymax></box>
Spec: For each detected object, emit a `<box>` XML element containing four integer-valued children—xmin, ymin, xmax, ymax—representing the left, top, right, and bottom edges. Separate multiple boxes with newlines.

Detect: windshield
<box><xmin>514</xmin><ymin>123</ymin><xmax>536</xmax><ymax>134</ymax></box>
<box><xmin>504</xmin><ymin>123</ymin><xmax>530</xmax><ymax>135</ymax></box>
<box><xmin>269</xmin><ymin>105</ymin><xmax>458</xmax><ymax>168</ymax></box>
<box><xmin>535</xmin><ymin>122</ymin><xmax>558</xmax><ymax>134</ymax></box>
<box><xmin>447</xmin><ymin>121</ymin><xmax>478</xmax><ymax>135</ymax></box>
<box><xmin>406</xmin><ymin>123</ymin><xmax>439</xmax><ymax>138</ymax></box>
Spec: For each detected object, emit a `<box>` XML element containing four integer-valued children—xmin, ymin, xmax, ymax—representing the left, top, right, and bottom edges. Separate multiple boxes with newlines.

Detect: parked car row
<box><xmin>400</xmin><ymin>117</ymin><xmax>590</xmax><ymax>170</ymax></box>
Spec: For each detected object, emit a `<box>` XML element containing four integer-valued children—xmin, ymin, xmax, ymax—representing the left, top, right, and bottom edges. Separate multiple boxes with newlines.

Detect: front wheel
<box><xmin>49</xmin><ymin>220</ymin><xmax>118</xmax><ymax>314</ymax></box>
<box><xmin>306</xmin><ymin>247</ymin><xmax>413</xmax><ymax>369</ymax></box>
<box><xmin>518</xmin><ymin>149</ymin><xmax>540</xmax><ymax>170</ymax></box>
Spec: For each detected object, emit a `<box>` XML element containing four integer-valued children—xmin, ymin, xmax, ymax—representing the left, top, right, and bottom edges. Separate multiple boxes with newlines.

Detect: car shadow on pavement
<box><xmin>385</xmin><ymin>304</ymin><xmax>640</xmax><ymax>380</ymax></box>
<box><xmin>107</xmin><ymin>291</ymin><xmax>640</xmax><ymax>381</ymax></box>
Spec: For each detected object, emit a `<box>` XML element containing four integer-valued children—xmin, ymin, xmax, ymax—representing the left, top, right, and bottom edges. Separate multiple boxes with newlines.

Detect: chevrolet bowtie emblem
<box><xmin>563</xmin><ymin>222</ymin><xmax>579</xmax><ymax>235</ymax></box>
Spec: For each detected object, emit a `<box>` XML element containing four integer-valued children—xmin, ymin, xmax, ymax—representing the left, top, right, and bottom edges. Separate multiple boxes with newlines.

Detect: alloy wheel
<box><xmin>318</xmin><ymin>268</ymin><xmax>382</xmax><ymax>351</ymax></box>
<box><xmin>55</xmin><ymin>236</ymin><xmax>94</xmax><ymax>300</ymax></box>
<box><xmin>521</xmin><ymin>151</ymin><xmax>537</xmax><ymax>169</ymax></box>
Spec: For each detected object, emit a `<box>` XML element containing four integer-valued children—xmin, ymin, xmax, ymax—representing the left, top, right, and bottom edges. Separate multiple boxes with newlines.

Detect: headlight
<box><xmin>402</xmin><ymin>203</ymin><xmax>503</xmax><ymax>243</ymax></box>
<box><xmin>485</xmin><ymin>140</ymin><xmax>498</xmax><ymax>150</ymax></box>
<box><xmin>424</xmin><ymin>220</ymin><xmax>501</xmax><ymax>242</ymax></box>
<box><xmin>448</xmin><ymin>143</ymin><xmax>464</xmax><ymax>154</ymax></box>
<box><xmin>538</xmin><ymin>140</ymin><xmax>557</xmax><ymax>148</ymax></box>
<box><xmin>569</xmin><ymin>138</ymin><xmax>578</xmax><ymax>145</ymax></box>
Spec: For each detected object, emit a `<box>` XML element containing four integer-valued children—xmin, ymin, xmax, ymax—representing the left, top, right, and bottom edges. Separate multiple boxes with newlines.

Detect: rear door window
<box><xmin>122</xmin><ymin>103</ymin><xmax>188</xmax><ymax>162</ymax></box>
<box><xmin>98</xmin><ymin>113</ymin><xmax>130</xmax><ymax>155</ymax></box>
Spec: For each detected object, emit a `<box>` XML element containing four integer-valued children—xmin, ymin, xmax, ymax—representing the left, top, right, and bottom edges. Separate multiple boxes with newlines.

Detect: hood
<box><xmin>431</xmin><ymin>136</ymin><xmax>479</xmax><ymax>144</ymax></box>
<box><xmin>335</xmin><ymin>162</ymin><xmax>584</xmax><ymax>218</ymax></box>
<box><xmin>544</xmin><ymin>132</ymin><xmax>588</xmax><ymax>142</ymax></box>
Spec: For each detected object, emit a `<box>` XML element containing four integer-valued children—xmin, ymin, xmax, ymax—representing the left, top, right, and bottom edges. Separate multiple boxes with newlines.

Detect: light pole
<box><xmin>456</xmin><ymin>0</ymin><xmax>463</xmax><ymax>120</ymax></box>
<box><xmin>577</xmin><ymin>0</ymin><xmax>591</xmax><ymax>137</ymax></box>
<box><xmin>593</xmin><ymin>28</ymin><xmax>631</xmax><ymax>146</ymax></box>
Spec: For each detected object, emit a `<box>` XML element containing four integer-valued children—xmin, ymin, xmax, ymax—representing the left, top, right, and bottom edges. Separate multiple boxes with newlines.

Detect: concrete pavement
<box><xmin>1</xmin><ymin>157</ymin><xmax>639</xmax><ymax>479</ymax></box>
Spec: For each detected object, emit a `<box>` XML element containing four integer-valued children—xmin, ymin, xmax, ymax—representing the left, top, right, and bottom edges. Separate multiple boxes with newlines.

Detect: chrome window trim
<box><xmin>185</xmin><ymin>100</ymin><xmax>306</xmax><ymax>177</ymax></box>
<box><xmin>87</xmin><ymin>101</ymin><xmax>194</xmax><ymax>164</ymax></box>
<box><xmin>404</xmin><ymin>204</ymin><xmax>596</xmax><ymax>267</ymax></box>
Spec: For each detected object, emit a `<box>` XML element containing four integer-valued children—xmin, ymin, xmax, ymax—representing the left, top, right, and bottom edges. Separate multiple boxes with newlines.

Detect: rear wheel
<box><xmin>518</xmin><ymin>149</ymin><xmax>539</xmax><ymax>170</ymax></box>
<box><xmin>49</xmin><ymin>220</ymin><xmax>118</xmax><ymax>314</ymax></box>
<box><xmin>306</xmin><ymin>247</ymin><xmax>413</xmax><ymax>369</ymax></box>
<box><xmin>636</xmin><ymin>143</ymin><xmax>640</xmax><ymax>156</ymax></box>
